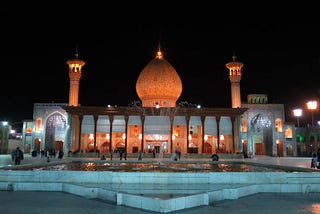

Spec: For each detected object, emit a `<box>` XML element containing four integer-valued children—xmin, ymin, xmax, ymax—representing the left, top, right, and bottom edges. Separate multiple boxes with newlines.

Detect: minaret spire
<box><xmin>226</xmin><ymin>51</ymin><xmax>243</xmax><ymax>108</ymax></box>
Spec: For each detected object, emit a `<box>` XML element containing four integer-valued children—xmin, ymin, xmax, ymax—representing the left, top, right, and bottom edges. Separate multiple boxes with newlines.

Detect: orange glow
<box><xmin>156</xmin><ymin>51</ymin><xmax>163</xmax><ymax>59</ymax></box>
<box><xmin>26</xmin><ymin>127</ymin><xmax>32</xmax><ymax>134</ymax></box>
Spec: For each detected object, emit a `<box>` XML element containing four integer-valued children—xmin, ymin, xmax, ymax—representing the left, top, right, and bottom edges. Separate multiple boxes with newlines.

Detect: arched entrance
<box><xmin>34</xmin><ymin>138</ymin><xmax>41</xmax><ymax>151</ymax></box>
<box><xmin>100</xmin><ymin>141</ymin><xmax>110</xmax><ymax>154</ymax></box>
<box><xmin>204</xmin><ymin>142</ymin><xmax>212</xmax><ymax>153</ymax></box>
<box><xmin>115</xmin><ymin>141</ymin><xmax>125</xmax><ymax>153</ymax></box>
<box><xmin>45</xmin><ymin>112</ymin><xmax>67</xmax><ymax>151</ymax></box>
<box><xmin>54</xmin><ymin>141</ymin><xmax>63</xmax><ymax>152</ymax></box>
<box><xmin>188</xmin><ymin>142</ymin><xmax>198</xmax><ymax>153</ymax></box>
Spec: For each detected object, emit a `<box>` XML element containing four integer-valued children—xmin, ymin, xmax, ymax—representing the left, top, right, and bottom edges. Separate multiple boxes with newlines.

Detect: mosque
<box><xmin>21</xmin><ymin>47</ymin><xmax>297</xmax><ymax>158</ymax></box>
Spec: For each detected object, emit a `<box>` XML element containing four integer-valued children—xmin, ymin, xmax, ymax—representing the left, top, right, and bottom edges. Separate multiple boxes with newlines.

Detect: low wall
<box><xmin>1</xmin><ymin>170</ymin><xmax>320</xmax><ymax>185</ymax></box>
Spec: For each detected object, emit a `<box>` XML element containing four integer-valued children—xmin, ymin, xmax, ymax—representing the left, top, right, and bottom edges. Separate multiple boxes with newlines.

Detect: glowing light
<box><xmin>293</xmin><ymin>108</ymin><xmax>302</xmax><ymax>117</ymax></box>
<box><xmin>89</xmin><ymin>133</ymin><xmax>94</xmax><ymax>140</ymax></box>
<box><xmin>307</xmin><ymin>101</ymin><xmax>317</xmax><ymax>110</ymax></box>
<box><xmin>106</xmin><ymin>133</ymin><xmax>110</xmax><ymax>140</ymax></box>
<box><xmin>307</xmin><ymin>100</ymin><xmax>318</xmax><ymax>126</ymax></box>
<box><xmin>204</xmin><ymin>134</ymin><xmax>208</xmax><ymax>141</ymax></box>
<box><xmin>188</xmin><ymin>134</ymin><xmax>192</xmax><ymax>140</ymax></box>
<box><xmin>293</xmin><ymin>108</ymin><xmax>302</xmax><ymax>127</ymax></box>
<box><xmin>156</xmin><ymin>51</ymin><xmax>163</xmax><ymax>59</ymax></box>
<box><xmin>122</xmin><ymin>133</ymin><xmax>126</xmax><ymax>140</ymax></box>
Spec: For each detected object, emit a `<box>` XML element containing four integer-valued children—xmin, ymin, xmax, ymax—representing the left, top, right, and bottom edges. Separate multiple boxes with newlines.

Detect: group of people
<box><xmin>311</xmin><ymin>148</ymin><xmax>320</xmax><ymax>169</ymax></box>
<box><xmin>11</xmin><ymin>147</ymin><xmax>24</xmax><ymax>165</ymax></box>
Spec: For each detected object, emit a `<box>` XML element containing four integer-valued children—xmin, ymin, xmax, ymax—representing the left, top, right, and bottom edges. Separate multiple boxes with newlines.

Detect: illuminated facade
<box><xmin>241</xmin><ymin>94</ymin><xmax>297</xmax><ymax>157</ymax></box>
<box><xmin>21</xmin><ymin>48</ymin><xmax>297</xmax><ymax>157</ymax></box>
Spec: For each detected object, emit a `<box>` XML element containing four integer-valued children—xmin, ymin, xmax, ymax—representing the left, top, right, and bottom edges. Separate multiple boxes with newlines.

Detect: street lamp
<box><xmin>293</xmin><ymin>108</ymin><xmax>302</xmax><ymax>127</ymax></box>
<box><xmin>307</xmin><ymin>100</ymin><xmax>318</xmax><ymax>126</ymax></box>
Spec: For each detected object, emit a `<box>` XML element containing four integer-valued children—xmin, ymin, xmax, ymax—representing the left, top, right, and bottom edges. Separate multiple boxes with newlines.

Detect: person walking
<box><xmin>311</xmin><ymin>150</ymin><xmax>318</xmax><ymax>169</ymax></box>
<box><xmin>14</xmin><ymin>147</ymin><xmax>24</xmax><ymax>165</ymax></box>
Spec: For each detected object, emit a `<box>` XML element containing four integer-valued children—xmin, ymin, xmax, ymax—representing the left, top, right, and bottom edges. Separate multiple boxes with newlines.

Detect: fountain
<box><xmin>0</xmin><ymin>158</ymin><xmax>318</xmax><ymax>213</ymax></box>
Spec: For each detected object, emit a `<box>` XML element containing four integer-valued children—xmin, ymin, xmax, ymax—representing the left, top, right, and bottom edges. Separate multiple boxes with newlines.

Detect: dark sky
<box><xmin>1</xmin><ymin>2</ymin><xmax>320</xmax><ymax>127</ymax></box>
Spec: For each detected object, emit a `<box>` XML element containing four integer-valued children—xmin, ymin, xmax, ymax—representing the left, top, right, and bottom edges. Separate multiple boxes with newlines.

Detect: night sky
<box><xmin>1</xmin><ymin>2</ymin><xmax>320</xmax><ymax>128</ymax></box>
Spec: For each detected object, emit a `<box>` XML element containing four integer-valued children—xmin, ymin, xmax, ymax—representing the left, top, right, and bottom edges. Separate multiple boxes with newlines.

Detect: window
<box><xmin>275</xmin><ymin>118</ymin><xmax>282</xmax><ymax>132</ymax></box>
<box><xmin>35</xmin><ymin>117</ymin><xmax>42</xmax><ymax>131</ymax></box>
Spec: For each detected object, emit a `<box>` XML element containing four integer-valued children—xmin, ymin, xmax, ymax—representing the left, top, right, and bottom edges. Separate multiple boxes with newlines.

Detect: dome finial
<box><xmin>74</xmin><ymin>44</ymin><xmax>79</xmax><ymax>59</ymax></box>
<box><xmin>232</xmin><ymin>49</ymin><xmax>237</xmax><ymax>61</ymax></box>
<box><xmin>156</xmin><ymin>42</ymin><xmax>163</xmax><ymax>59</ymax></box>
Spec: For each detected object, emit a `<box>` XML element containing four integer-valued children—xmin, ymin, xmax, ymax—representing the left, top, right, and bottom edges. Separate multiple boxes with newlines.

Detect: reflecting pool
<box><xmin>25</xmin><ymin>161</ymin><xmax>302</xmax><ymax>172</ymax></box>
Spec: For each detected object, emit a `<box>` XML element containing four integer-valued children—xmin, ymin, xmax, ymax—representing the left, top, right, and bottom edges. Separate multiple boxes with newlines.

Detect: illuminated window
<box><xmin>275</xmin><ymin>118</ymin><xmax>282</xmax><ymax>132</ymax></box>
<box><xmin>285</xmin><ymin>128</ymin><xmax>292</xmax><ymax>139</ymax></box>
<box><xmin>26</xmin><ymin>127</ymin><xmax>32</xmax><ymax>134</ymax></box>
<box><xmin>35</xmin><ymin>117</ymin><xmax>42</xmax><ymax>131</ymax></box>
<box><xmin>241</xmin><ymin>117</ymin><xmax>247</xmax><ymax>132</ymax></box>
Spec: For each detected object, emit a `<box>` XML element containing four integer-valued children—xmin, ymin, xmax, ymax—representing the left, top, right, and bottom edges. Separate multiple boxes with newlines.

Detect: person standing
<box><xmin>138</xmin><ymin>150</ymin><xmax>143</xmax><ymax>160</ymax></box>
<box><xmin>109</xmin><ymin>150</ymin><xmax>113</xmax><ymax>160</ymax></box>
<box><xmin>152</xmin><ymin>148</ymin><xmax>156</xmax><ymax>158</ymax></box>
<box><xmin>46</xmin><ymin>150</ymin><xmax>50</xmax><ymax>162</ymax></box>
<box><xmin>311</xmin><ymin>150</ymin><xmax>318</xmax><ymax>169</ymax></box>
<box><xmin>14</xmin><ymin>147</ymin><xmax>23</xmax><ymax>165</ymax></box>
<box><xmin>11</xmin><ymin>150</ymin><xmax>15</xmax><ymax>162</ymax></box>
<box><xmin>171</xmin><ymin>151</ymin><xmax>177</xmax><ymax>161</ymax></box>
<box><xmin>317</xmin><ymin>148</ymin><xmax>320</xmax><ymax>169</ymax></box>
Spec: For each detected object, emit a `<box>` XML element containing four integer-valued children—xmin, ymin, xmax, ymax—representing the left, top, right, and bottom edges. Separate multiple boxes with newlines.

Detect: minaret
<box><xmin>66</xmin><ymin>48</ymin><xmax>85</xmax><ymax>106</ymax></box>
<box><xmin>226</xmin><ymin>53</ymin><xmax>243</xmax><ymax>108</ymax></box>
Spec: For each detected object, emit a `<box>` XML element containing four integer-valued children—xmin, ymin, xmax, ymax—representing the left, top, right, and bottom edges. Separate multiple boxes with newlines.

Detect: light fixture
<box><xmin>293</xmin><ymin>108</ymin><xmax>302</xmax><ymax>127</ymax></box>
<box><xmin>307</xmin><ymin>100</ymin><xmax>317</xmax><ymax>126</ymax></box>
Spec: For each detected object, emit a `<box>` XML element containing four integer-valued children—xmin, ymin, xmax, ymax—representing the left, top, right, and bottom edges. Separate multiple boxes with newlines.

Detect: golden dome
<box><xmin>136</xmin><ymin>50</ymin><xmax>182</xmax><ymax>107</ymax></box>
